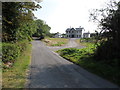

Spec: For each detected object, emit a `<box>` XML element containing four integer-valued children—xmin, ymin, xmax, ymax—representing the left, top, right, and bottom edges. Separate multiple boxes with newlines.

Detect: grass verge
<box><xmin>2</xmin><ymin>43</ymin><xmax>32</xmax><ymax>88</ymax></box>
<box><xmin>42</xmin><ymin>38</ymin><xmax>69</xmax><ymax>46</ymax></box>
<box><xmin>76</xmin><ymin>38</ymin><xmax>97</xmax><ymax>47</ymax></box>
<box><xmin>57</xmin><ymin>42</ymin><xmax>120</xmax><ymax>86</ymax></box>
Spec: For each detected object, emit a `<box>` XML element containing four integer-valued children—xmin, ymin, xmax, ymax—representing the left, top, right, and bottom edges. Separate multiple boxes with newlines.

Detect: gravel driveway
<box><xmin>47</xmin><ymin>38</ymin><xmax>85</xmax><ymax>51</ymax></box>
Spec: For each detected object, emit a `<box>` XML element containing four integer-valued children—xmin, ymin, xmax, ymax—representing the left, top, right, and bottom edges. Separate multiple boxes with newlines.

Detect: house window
<box><xmin>79</xmin><ymin>35</ymin><xmax>81</xmax><ymax>37</ymax></box>
<box><xmin>69</xmin><ymin>35</ymin><xmax>70</xmax><ymax>37</ymax></box>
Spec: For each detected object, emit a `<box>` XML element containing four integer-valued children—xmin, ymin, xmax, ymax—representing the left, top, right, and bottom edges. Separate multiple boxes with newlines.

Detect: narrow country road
<box><xmin>27</xmin><ymin>39</ymin><xmax>119</xmax><ymax>88</ymax></box>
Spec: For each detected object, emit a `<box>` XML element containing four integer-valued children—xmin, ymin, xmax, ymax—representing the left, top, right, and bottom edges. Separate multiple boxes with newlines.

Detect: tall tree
<box><xmin>90</xmin><ymin>1</ymin><xmax>120</xmax><ymax>65</ymax></box>
<box><xmin>2</xmin><ymin>2</ymin><xmax>41</xmax><ymax>42</ymax></box>
<box><xmin>33</xmin><ymin>19</ymin><xmax>51</xmax><ymax>38</ymax></box>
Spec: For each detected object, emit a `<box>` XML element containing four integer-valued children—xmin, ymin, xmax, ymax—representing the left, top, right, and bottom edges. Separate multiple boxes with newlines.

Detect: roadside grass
<box><xmin>42</xmin><ymin>38</ymin><xmax>69</xmax><ymax>46</ymax></box>
<box><xmin>2</xmin><ymin>43</ymin><xmax>32</xmax><ymax>88</ymax></box>
<box><xmin>76</xmin><ymin>39</ymin><xmax>82</xmax><ymax>45</ymax></box>
<box><xmin>76</xmin><ymin>38</ymin><xmax>98</xmax><ymax>47</ymax></box>
<box><xmin>57</xmin><ymin>40</ymin><xmax>120</xmax><ymax>86</ymax></box>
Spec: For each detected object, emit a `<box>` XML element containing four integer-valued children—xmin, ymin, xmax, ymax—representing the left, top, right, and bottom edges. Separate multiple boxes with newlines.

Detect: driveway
<box><xmin>47</xmin><ymin>38</ymin><xmax>85</xmax><ymax>51</ymax></box>
<box><xmin>27</xmin><ymin>39</ymin><xmax>119</xmax><ymax>88</ymax></box>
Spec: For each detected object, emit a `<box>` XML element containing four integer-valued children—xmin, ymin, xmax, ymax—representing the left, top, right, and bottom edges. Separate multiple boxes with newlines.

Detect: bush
<box><xmin>57</xmin><ymin>48</ymin><xmax>79</xmax><ymax>56</ymax></box>
<box><xmin>2</xmin><ymin>43</ymin><xmax>20</xmax><ymax>63</ymax></box>
<box><xmin>2</xmin><ymin>40</ymin><xmax>29</xmax><ymax>64</ymax></box>
<box><xmin>94</xmin><ymin>40</ymin><xmax>120</xmax><ymax>66</ymax></box>
<box><xmin>16</xmin><ymin>40</ymin><xmax>29</xmax><ymax>52</ymax></box>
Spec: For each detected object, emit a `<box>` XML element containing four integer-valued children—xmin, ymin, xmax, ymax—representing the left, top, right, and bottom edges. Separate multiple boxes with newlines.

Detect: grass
<box><xmin>76</xmin><ymin>38</ymin><xmax>97</xmax><ymax>46</ymax></box>
<box><xmin>2</xmin><ymin>43</ymin><xmax>32</xmax><ymax>88</ymax></box>
<box><xmin>57</xmin><ymin>40</ymin><xmax>120</xmax><ymax>86</ymax></box>
<box><xmin>42</xmin><ymin>38</ymin><xmax>69</xmax><ymax>46</ymax></box>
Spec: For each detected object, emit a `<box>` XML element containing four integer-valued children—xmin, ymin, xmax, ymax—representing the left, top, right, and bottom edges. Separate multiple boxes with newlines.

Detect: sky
<box><xmin>33</xmin><ymin>0</ymin><xmax>110</xmax><ymax>34</ymax></box>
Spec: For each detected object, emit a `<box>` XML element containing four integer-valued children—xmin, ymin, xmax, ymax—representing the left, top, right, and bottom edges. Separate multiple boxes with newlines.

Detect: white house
<box><xmin>66</xmin><ymin>27</ymin><xmax>83</xmax><ymax>38</ymax></box>
<box><xmin>65</xmin><ymin>26</ymin><xmax>91</xmax><ymax>38</ymax></box>
<box><xmin>83</xmin><ymin>31</ymin><xmax>90</xmax><ymax>38</ymax></box>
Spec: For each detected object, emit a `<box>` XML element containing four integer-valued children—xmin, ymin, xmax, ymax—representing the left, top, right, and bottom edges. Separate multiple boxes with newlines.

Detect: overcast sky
<box><xmin>33</xmin><ymin>0</ymin><xmax>110</xmax><ymax>33</ymax></box>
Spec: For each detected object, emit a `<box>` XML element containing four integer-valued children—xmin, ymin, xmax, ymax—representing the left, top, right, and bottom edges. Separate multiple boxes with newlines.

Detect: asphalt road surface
<box><xmin>27</xmin><ymin>39</ymin><xmax>119</xmax><ymax>88</ymax></box>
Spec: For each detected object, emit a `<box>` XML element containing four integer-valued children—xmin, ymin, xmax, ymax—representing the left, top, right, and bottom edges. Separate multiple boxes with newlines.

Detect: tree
<box><xmin>16</xmin><ymin>20</ymin><xmax>38</xmax><ymax>41</ymax></box>
<box><xmin>90</xmin><ymin>1</ymin><xmax>120</xmax><ymax>65</ymax></box>
<box><xmin>33</xmin><ymin>19</ymin><xmax>51</xmax><ymax>39</ymax></box>
<box><xmin>2</xmin><ymin>2</ymin><xmax>41</xmax><ymax>42</ymax></box>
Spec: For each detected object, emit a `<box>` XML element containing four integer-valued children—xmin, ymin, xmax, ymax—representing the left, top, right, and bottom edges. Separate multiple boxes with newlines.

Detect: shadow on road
<box><xmin>27</xmin><ymin>64</ymin><xmax>119</xmax><ymax>88</ymax></box>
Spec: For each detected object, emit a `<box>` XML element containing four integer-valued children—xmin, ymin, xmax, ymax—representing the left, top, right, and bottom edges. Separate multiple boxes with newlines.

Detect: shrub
<box><xmin>94</xmin><ymin>40</ymin><xmax>120</xmax><ymax>66</ymax></box>
<box><xmin>57</xmin><ymin>48</ymin><xmax>80</xmax><ymax>56</ymax></box>
<box><xmin>2</xmin><ymin>40</ymin><xmax>29</xmax><ymax>64</ymax></box>
<box><xmin>16</xmin><ymin>40</ymin><xmax>28</xmax><ymax>52</ymax></box>
<box><xmin>2</xmin><ymin>43</ymin><xmax>20</xmax><ymax>63</ymax></box>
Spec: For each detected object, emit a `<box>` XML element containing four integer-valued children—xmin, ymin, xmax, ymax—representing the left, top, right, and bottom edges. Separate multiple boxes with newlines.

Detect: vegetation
<box><xmin>90</xmin><ymin>1</ymin><xmax>120</xmax><ymax>65</ymax></box>
<box><xmin>2</xmin><ymin>2</ymin><xmax>40</xmax><ymax>66</ymax></box>
<box><xmin>42</xmin><ymin>38</ymin><xmax>69</xmax><ymax>46</ymax></box>
<box><xmin>57</xmin><ymin>40</ymin><xmax>120</xmax><ymax>86</ymax></box>
<box><xmin>2</xmin><ymin>2</ymin><xmax>51</xmax><ymax>88</ymax></box>
<box><xmin>76</xmin><ymin>38</ymin><xmax>98</xmax><ymax>47</ymax></box>
<box><xmin>2</xmin><ymin>2</ymin><xmax>51</xmax><ymax>42</ymax></box>
<box><xmin>2</xmin><ymin>2</ymin><xmax>41</xmax><ymax>42</ymax></box>
<box><xmin>2</xmin><ymin>0</ymin><xmax>120</xmax><ymax>88</ymax></box>
<box><xmin>2</xmin><ymin>44</ymin><xmax>31</xmax><ymax>88</ymax></box>
<box><xmin>58</xmin><ymin>0</ymin><xmax>120</xmax><ymax>86</ymax></box>
<box><xmin>33</xmin><ymin>19</ymin><xmax>51</xmax><ymax>39</ymax></box>
<box><xmin>2</xmin><ymin>40</ymin><xmax>29</xmax><ymax>67</ymax></box>
<box><xmin>2</xmin><ymin>2</ymin><xmax>51</xmax><ymax>66</ymax></box>
<box><xmin>2</xmin><ymin>43</ymin><xmax>20</xmax><ymax>64</ymax></box>
<box><xmin>56</xmin><ymin>1</ymin><xmax>120</xmax><ymax>86</ymax></box>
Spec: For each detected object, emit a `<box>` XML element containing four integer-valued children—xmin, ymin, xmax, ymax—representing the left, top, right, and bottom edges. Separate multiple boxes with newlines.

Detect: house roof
<box><xmin>66</xmin><ymin>28</ymin><xmax>82</xmax><ymax>31</ymax></box>
<box><xmin>71</xmin><ymin>28</ymin><xmax>75</xmax><ymax>30</ymax></box>
<box><xmin>75</xmin><ymin>28</ymin><xmax>83</xmax><ymax>31</ymax></box>
<box><xmin>66</xmin><ymin>28</ymin><xmax>70</xmax><ymax>31</ymax></box>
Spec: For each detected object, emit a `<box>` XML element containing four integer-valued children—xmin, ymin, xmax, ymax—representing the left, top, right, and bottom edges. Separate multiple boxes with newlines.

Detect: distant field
<box><xmin>42</xmin><ymin>38</ymin><xmax>69</xmax><ymax>46</ymax></box>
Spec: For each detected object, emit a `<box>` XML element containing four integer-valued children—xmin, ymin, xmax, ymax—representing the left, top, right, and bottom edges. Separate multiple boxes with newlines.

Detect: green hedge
<box><xmin>16</xmin><ymin>40</ymin><xmax>29</xmax><ymax>52</ymax></box>
<box><xmin>2</xmin><ymin>40</ymin><xmax>29</xmax><ymax>63</ymax></box>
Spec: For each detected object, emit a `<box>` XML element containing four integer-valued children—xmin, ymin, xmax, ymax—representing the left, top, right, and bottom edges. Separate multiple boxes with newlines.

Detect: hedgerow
<box><xmin>2</xmin><ymin>40</ymin><xmax>29</xmax><ymax>65</ymax></box>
